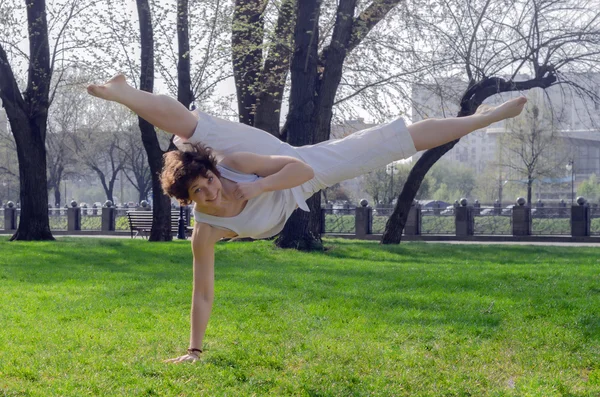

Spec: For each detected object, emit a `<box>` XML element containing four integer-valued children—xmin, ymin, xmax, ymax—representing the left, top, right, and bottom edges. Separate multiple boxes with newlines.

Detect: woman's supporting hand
<box><xmin>163</xmin><ymin>353</ymin><xmax>200</xmax><ymax>363</ymax></box>
<box><xmin>233</xmin><ymin>181</ymin><xmax>264</xmax><ymax>201</ymax></box>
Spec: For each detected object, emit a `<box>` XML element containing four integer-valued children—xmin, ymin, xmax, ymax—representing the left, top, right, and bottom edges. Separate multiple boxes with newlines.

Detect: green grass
<box><xmin>1</xmin><ymin>238</ymin><xmax>600</xmax><ymax>396</ymax></box>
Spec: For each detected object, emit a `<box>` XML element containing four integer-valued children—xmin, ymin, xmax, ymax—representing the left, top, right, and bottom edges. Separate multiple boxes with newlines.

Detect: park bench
<box><xmin>127</xmin><ymin>210</ymin><xmax>193</xmax><ymax>239</ymax></box>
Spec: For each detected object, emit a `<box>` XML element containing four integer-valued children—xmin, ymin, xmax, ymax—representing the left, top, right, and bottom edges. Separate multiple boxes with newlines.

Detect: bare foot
<box><xmin>86</xmin><ymin>74</ymin><xmax>129</xmax><ymax>102</ymax></box>
<box><xmin>476</xmin><ymin>96</ymin><xmax>527</xmax><ymax>123</ymax></box>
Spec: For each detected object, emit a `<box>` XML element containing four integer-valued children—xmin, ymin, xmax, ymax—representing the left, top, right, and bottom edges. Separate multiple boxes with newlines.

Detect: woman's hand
<box><xmin>163</xmin><ymin>353</ymin><xmax>200</xmax><ymax>363</ymax></box>
<box><xmin>233</xmin><ymin>181</ymin><xmax>264</xmax><ymax>201</ymax></box>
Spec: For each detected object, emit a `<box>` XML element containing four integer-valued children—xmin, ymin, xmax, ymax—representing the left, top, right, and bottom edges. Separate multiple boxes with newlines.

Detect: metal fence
<box><xmin>48</xmin><ymin>208</ymin><xmax>68</xmax><ymax>231</ymax></box>
<box><xmin>319</xmin><ymin>200</ymin><xmax>600</xmax><ymax>239</ymax></box>
<box><xmin>592</xmin><ymin>206</ymin><xmax>600</xmax><ymax>236</ymax></box>
<box><xmin>473</xmin><ymin>211</ymin><xmax>512</xmax><ymax>235</ymax></box>
<box><xmin>3</xmin><ymin>202</ymin><xmax>600</xmax><ymax>239</ymax></box>
<box><xmin>115</xmin><ymin>208</ymin><xmax>131</xmax><ymax>231</ymax></box>
<box><xmin>422</xmin><ymin>211</ymin><xmax>455</xmax><ymax>234</ymax></box>
<box><xmin>372</xmin><ymin>206</ymin><xmax>394</xmax><ymax>234</ymax></box>
<box><xmin>322</xmin><ymin>207</ymin><xmax>355</xmax><ymax>234</ymax></box>
<box><xmin>531</xmin><ymin>207</ymin><xmax>571</xmax><ymax>235</ymax></box>
<box><xmin>2</xmin><ymin>207</ymin><xmax>134</xmax><ymax>232</ymax></box>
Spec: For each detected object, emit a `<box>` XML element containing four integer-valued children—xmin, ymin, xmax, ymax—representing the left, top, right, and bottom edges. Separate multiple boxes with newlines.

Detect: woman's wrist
<box><xmin>255</xmin><ymin>179</ymin><xmax>269</xmax><ymax>193</ymax></box>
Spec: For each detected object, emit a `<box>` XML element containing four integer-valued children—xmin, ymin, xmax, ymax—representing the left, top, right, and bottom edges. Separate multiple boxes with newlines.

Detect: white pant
<box><xmin>174</xmin><ymin>110</ymin><xmax>418</xmax><ymax>199</ymax></box>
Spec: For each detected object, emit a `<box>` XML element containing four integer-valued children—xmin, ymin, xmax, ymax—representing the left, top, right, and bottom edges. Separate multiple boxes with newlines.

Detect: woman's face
<box><xmin>188</xmin><ymin>171</ymin><xmax>223</xmax><ymax>208</ymax></box>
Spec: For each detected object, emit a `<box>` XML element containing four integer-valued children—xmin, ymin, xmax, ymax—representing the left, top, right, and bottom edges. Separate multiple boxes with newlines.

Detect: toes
<box><xmin>87</xmin><ymin>84</ymin><xmax>100</xmax><ymax>94</ymax></box>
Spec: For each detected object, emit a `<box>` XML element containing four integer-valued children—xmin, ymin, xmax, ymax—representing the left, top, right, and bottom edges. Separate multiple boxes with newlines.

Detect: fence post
<box><xmin>67</xmin><ymin>200</ymin><xmax>81</xmax><ymax>231</ymax></box>
<box><xmin>455</xmin><ymin>198</ymin><xmax>474</xmax><ymax>237</ymax></box>
<box><xmin>102</xmin><ymin>200</ymin><xmax>116</xmax><ymax>232</ymax></box>
<box><xmin>571</xmin><ymin>196</ymin><xmax>590</xmax><ymax>237</ymax></box>
<box><xmin>405</xmin><ymin>201</ymin><xmax>421</xmax><ymax>236</ymax></box>
<box><xmin>473</xmin><ymin>200</ymin><xmax>481</xmax><ymax>215</ymax></box>
<box><xmin>4</xmin><ymin>201</ymin><xmax>17</xmax><ymax>231</ymax></box>
<box><xmin>355</xmin><ymin>199</ymin><xmax>372</xmax><ymax>238</ymax></box>
<box><xmin>535</xmin><ymin>199</ymin><xmax>545</xmax><ymax>218</ymax></box>
<box><xmin>558</xmin><ymin>199</ymin><xmax>567</xmax><ymax>217</ymax></box>
<box><xmin>178</xmin><ymin>206</ymin><xmax>187</xmax><ymax>239</ymax></box>
<box><xmin>140</xmin><ymin>200</ymin><xmax>151</xmax><ymax>211</ymax></box>
<box><xmin>494</xmin><ymin>199</ymin><xmax>502</xmax><ymax>215</ymax></box>
<box><xmin>185</xmin><ymin>206</ymin><xmax>192</xmax><ymax>226</ymax></box>
<box><xmin>512</xmin><ymin>197</ymin><xmax>531</xmax><ymax>236</ymax></box>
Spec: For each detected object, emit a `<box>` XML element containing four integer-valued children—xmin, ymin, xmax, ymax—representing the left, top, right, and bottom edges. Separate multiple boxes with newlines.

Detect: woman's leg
<box><xmin>295</xmin><ymin>96</ymin><xmax>528</xmax><ymax>196</ymax></box>
<box><xmin>87</xmin><ymin>74</ymin><xmax>288</xmax><ymax>158</ymax></box>
<box><xmin>408</xmin><ymin>96</ymin><xmax>527</xmax><ymax>151</ymax></box>
<box><xmin>87</xmin><ymin>75</ymin><xmax>198</xmax><ymax>139</ymax></box>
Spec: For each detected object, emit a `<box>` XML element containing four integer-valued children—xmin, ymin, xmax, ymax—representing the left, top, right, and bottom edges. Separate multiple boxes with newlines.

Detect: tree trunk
<box><xmin>527</xmin><ymin>178</ymin><xmax>533</xmax><ymax>205</ymax></box>
<box><xmin>253</xmin><ymin>0</ymin><xmax>295</xmax><ymax>137</ymax></box>
<box><xmin>0</xmin><ymin>0</ymin><xmax>53</xmax><ymax>241</ymax></box>
<box><xmin>10</xmin><ymin>118</ymin><xmax>54</xmax><ymax>240</ymax></box>
<box><xmin>381</xmin><ymin>140</ymin><xmax>460</xmax><ymax>243</ymax></box>
<box><xmin>232</xmin><ymin>0</ymin><xmax>266</xmax><ymax>126</ymax></box>
<box><xmin>381</xmin><ymin>75</ymin><xmax>558</xmax><ymax>244</ymax></box>
<box><xmin>177</xmin><ymin>0</ymin><xmax>193</xmax><ymax>109</ymax></box>
<box><xmin>275</xmin><ymin>0</ymin><xmax>322</xmax><ymax>250</ymax></box>
<box><xmin>277</xmin><ymin>0</ymin><xmax>358</xmax><ymax>248</ymax></box>
<box><xmin>307</xmin><ymin>0</ymin><xmax>357</xmax><ymax>240</ymax></box>
<box><xmin>54</xmin><ymin>185</ymin><xmax>61</xmax><ymax>207</ymax></box>
<box><xmin>136</xmin><ymin>0</ymin><xmax>172</xmax><ymax>241</ymax></box>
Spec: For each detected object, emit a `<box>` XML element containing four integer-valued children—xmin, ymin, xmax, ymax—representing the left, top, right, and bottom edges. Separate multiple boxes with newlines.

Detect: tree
<box><xmin>0</xmin><ymin>119</ymin><xmax>19</xmax><ymax>204</ymax></box>
<box><xmin>428</xmin><ymin>160</ymin><xmax>476</xmax><ymax>201</ymax></box>
<box><xmin>0</xmin><ymin>0</ymin><xmax>96</xmax><ymax>240</ymax></box>
<box><xmin>577</xmin><ymin>174</ymin><xmax>600</xmax><ymax>203</ymax></box>
<box><xmin>499</xmin><ymin>89</ymin><xmax>567</xmax><ymax>204</ymax></box>
<box><xmin>322</xmin><ymin>183</ymin><xmax>351</xmax><ymax>202</ymax></box>
<box><xmin>70</xmin><ymin>98</ymin><xmax>129</xmax><ymax>203</ymax></box>
<box><xmin>382</xmin><ymin>0</ymin><xmax>600</xmax><ymax>244</ymax></box>
<box><xmin>46</xmin><ymin>127</ymin><xmax>78</xmax><ymax>207</ymax></box>
<box><xmin>232</xmin><ymin>0</ymin><xmax>295</xmax><ymax>135</ymax></box>
<box><xmin>231</xmin><ymin>0</ymin><xmax>407</xmax><ymax>249</ymax></box>
<box><xmin>120</xmin><ymin>125</ymin><xmax>153</xmax><ymax>203</ymax></box>
<box><xmin>46</xmin><ymin>80</ymin><xmax>89</xmax><ymax>206</ymax></box>
<box><xmin>364</xmin><ymin>167</ymin><xmax>394</xmax><ymax>204</ymax></box>
<box><xmin>92</xmin><ymin>0</ymin><xmax>232</xmax><ymax>240</ymax></box>
<box><xmin>133</xmin><ymin>0</ymin><xmax>176</xmax><ymax>240</ymax></box>
<box><xmin>363</xmin><ymin>162</ymin><xmax>417</xmax><ymax>204</ymax></box>
<box><xmin>0</xmin><ymin>0</ymin><xmax>54</xmax><ymax>240</ymax></box>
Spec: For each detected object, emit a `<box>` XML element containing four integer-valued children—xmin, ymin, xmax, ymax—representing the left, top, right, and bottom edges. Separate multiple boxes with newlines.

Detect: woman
<box><xmin>87</xmin><ymin>75</ymin><xmax>527</xmax><ymax>362</ymax></box>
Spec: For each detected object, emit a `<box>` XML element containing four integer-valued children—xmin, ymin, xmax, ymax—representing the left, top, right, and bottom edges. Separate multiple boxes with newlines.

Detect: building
<box><xmin>410</xmin><ymin>73</ymin><xmax>600</xmax><ymax>200</ymax></box>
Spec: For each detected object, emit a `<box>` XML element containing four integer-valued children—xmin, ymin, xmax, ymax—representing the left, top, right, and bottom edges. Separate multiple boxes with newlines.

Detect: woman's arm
<box><xmin>164</xmin><ymin>223</ymin><xmax>224</xmax><ymax>363</ymax></box>
<box><xmin>221</xmin><ymin>152</ymin><xmax>314</xmax><ymax>200</ymax></box>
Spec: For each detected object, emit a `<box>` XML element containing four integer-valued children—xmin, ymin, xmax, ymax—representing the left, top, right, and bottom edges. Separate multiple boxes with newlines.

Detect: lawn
<box><xmin>1</xmin><ymin>237</ymin><xmax>599</xmax><ymax>396</ymax></box>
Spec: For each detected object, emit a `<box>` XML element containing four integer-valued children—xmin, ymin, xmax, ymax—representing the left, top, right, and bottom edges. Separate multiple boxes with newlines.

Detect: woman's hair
<box><xmin>160</xmin><ymin>143</ymin><xmax>221</xmax><ymax>205</ymax></box>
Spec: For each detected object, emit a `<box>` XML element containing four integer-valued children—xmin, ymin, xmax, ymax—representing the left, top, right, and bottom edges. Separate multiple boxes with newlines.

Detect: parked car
<box><xmin>440</xmin><ymin>205</ymin><xmax>455</xmax><ymax>215</ymax></box>
<box><xmin>479</xmin><ymin>207</ymin><xmax>495</xmax><ymax>216</ymax></box>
